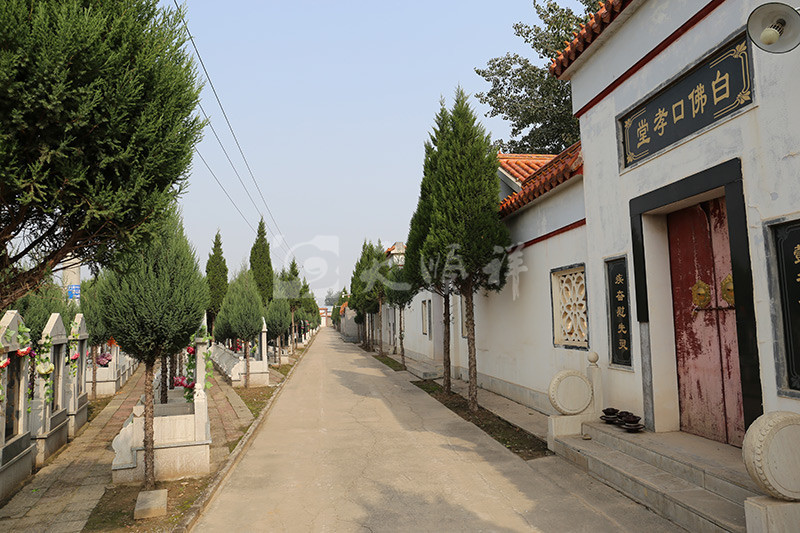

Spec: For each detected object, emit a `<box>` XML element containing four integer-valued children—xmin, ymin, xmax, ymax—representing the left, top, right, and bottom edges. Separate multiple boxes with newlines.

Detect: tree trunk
<box><xmin>168</xmin><ymin>354</ymin><xmax>176</xmax><ymax>389</ymax></box>
<box><xmin>443</xmin><ymin>289</ymin><xmax>451</xmax><ymax>393</ymax></box>
<box><xmin>160</xmin><ymin>355</ymin><xmax>168</xmax><ymax>404</ymax></box>
<box><xmin>399</xmin><ymin>306</ymin><xmax>406</xmax><ymax>370</ymax></box>
<box><xmin>244</xmin><ymin>340</ymin><xmax>250</xmax><ymax>388</ymax></box>
<box><xmin>369</xmin><ymin>314</ymin><xmax>374</xmax><ymax>351</ymax></box>
<box><xmin>291</xmin><ymin>309</ymin><xmax>296</xmax><ymax>355</ymax></box>
<box><xmin>143</xmin><ymin>360</ymin><xmax>156</xmax><ymax>490</ymax></box>
<box><xmin>91</xmin><ymin>345</ymin><xmax>98</xmax><ymax>400</ymax></box>
<box><xmin>464</xmin><ymin>279</ymin><xmax>478</xmax><ymax>412</ymax></box>
<box><xmin>378</xmin><ymin>297</ymin><xmax>384</xmax><ymax>355</ymax></box>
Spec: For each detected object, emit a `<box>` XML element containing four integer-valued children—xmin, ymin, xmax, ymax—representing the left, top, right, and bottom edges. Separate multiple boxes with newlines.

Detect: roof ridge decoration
<box><xmin>549</xmin><ymin>0</ymin><xmax>633</xmax><ymax>78</ymax></box>
<box><xmin>499</xmin><ymin>142</ymin><xmax>583</xmax><ymax>218</ymax></box>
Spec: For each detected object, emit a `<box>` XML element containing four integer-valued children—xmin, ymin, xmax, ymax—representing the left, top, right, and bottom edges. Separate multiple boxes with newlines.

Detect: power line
<box><xmin>195</xmin><ymin>149</ymin><xmax>256</xmax><ymax>235</ymax></box>
<box><xmin>173</xmin><ymin>1</ymin><xmax>296</xmax><ymax>260</ymax></box>
<box><xmin>175</xmin><ymin>1</ymin><xmax>308</xmax><ymax>276</ymax></box>
<box><xmin>197</xmin><ymin>102</ymin><xmax>271</xmax><ymax>235</ymax></box>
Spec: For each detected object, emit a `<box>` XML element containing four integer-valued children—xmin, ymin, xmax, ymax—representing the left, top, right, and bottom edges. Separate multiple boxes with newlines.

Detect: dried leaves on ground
<box><xmin>413</xmin><ymin>380</ymin><xmax>551</xmax><ymax>461</ymax></box>
<box><xmin>235</xmin><ymin>385</ymin><xmax>275</xmax><ymax>418</ymax></box>
<box><xmin>83</xmin><ymin>477</ymin><xmax>210</xmax><ymax>532</ymax></box>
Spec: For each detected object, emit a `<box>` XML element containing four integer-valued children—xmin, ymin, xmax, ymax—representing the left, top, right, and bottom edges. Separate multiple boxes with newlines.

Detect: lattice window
<box><xmin>552</xmin><ymin>265</ymin><xmax>589</xmax><ymax>348</ymax></box>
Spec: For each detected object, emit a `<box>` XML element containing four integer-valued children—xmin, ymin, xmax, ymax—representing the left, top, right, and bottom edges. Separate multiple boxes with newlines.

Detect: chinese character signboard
<box><xmin>620</xmin><ymin>35</ymin><xmax>753</xmax><ymax>168</ymax></box>
<box><xmin>607</xmin><ymin>258</ymin><xmax>631</xmax><ymax>366</ymax></box>
<box><xmin>773</xmin><ymin>220</ymin><xmax>800</xmax><ymax>391</ymax></box>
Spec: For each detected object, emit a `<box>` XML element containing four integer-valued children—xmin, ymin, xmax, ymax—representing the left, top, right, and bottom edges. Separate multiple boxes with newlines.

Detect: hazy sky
<box><xmin>172</xmin><ymin>0</ymin><xmax>582</xmax><ymax>302</ymax></box>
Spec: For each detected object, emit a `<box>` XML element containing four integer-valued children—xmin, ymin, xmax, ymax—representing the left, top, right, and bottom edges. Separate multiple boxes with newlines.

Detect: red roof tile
<box><xmin>499</xmin><ymin>142</ymin><xmax>583</xmax><ymax>218</ymax></box>
<box><xmin>549</xmin><ymin>0</ymin><xmax>633</xmax><ymax>79</ymax></box>
<box><xmin>498</xmin><ymin>153</ymin><xmax>556</xmax><ymax>183</ymax></box>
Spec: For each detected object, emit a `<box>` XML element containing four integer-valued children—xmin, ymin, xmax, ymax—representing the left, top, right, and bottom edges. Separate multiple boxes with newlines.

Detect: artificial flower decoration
<box><xmin>36</xmin><ymin>361</ymin><xmax>55</xmax><ymax>376</ymax></box>
<box><xmin>70</xmin><ymin>352</ymin><xmax>80</xmax><ymax>361</ymax></box>
<box><xmin>187</xmin><ymin>346</ymin><xmax>195</xmax><ymax>355</ymax></box>
<box><xmin>0</xmin><ymin>358</ymin><xmax>10</xmax><ymax>369</ymax></box>
<box><xmin>17</xmin><ymin>346</ymin><xmax>32</xmax><ymax>357</ymax></box>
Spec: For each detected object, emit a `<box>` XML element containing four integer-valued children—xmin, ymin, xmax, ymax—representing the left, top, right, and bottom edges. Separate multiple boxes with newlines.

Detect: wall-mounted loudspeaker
<box><xmin>747</xmin><ymin>2</ymin><xmax>800</xmax><ymax>53</ymax></box>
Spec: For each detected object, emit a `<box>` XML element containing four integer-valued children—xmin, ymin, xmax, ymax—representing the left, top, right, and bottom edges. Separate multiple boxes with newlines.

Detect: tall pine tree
<box><xmin>426</xmin><ymin>87</ymin><xmax>511</xmax><ymax>411</ymax></box>
<box><xmin>206</xmin><ymin>231</ymin><xmax>228</xmax><ymax>337</ymax></box>
<box><xmin>406</xmin><ymin>100</ymin><xmax>456</xmax><ymax>391</ymax></box>
<box><xmin>249</xmin><ymin>218</ymin><xmax>274</xmax><ymax>306</ymax></box>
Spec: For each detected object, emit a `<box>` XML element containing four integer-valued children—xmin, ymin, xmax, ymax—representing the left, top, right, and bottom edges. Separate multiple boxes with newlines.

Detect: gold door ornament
<box><xmin>721</xmin><ymin>273</ymin><xmax>735</xmax><ymax>307</ymax></box>
<box><xmin>692</xmin><ymin>280</ymin><xmax>712</xmax><ymax>309</ymax></box>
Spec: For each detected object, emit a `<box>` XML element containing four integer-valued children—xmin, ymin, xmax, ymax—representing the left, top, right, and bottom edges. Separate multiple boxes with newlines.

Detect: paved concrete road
<box><xmin>194</xmin><ymin>328</ymin><xmax>682</xmax><ymax>532</ymax></box>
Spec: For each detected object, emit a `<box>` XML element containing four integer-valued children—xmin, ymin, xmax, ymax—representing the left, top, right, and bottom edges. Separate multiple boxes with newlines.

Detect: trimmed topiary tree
<box><xmin>98</xmin><ymin>209</ymin><xmax>208</xmax><ymax>490</ymax></box>
<box><xmin>265</xmin><ymin>298</ymin><xmax>291</xmax><ymax>360</ymax></box>
<box><xmin>215</xmin><ymin>269</ymin><xmax>262</xmax><ymax>387</ymax></box>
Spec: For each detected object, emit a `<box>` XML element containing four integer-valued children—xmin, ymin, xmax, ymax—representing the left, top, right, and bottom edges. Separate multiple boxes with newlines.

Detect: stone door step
<box><xmin>554</xmin><ymin>423</ymin><xmax>763</xmax><ymax>533</ymax></box>
<box><xmin>402</xmin><ymin>358</ymin><xmax>442</xmax><ymax>380</ymax></box>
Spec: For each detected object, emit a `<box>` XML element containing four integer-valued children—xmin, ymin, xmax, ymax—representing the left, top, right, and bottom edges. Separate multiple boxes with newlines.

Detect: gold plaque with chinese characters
<box><xmin>620</xmin><ymin>35</ymin><xmax>753</xmax><ymax>168</ymax></box>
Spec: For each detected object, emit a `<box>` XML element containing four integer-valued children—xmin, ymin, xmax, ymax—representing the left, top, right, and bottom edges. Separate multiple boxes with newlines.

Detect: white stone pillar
<box><xmin>586</xmin><ymin>351</ymin><xmax>602</xmax><ymax>415</ymax></box>
<box><xmin>193</xmin><ymin>334</ymin><xmax>209</xmax><ymax>441</ymax></box>
<box><xmin>260</xmin><ymin>317</ymin><xmax>268</xmax><ymax>362</ymax></box>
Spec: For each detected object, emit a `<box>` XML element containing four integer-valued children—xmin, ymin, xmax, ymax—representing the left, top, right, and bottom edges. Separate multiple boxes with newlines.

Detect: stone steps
<box><xmin>388</xmin><ymin>354</ymin><xmax>442</xmax><ymax>380</ymax></box>
<box><xmin>554</xmin><ymin>422</ymin><xmax>762</xmax><ymax>532</ymax></box>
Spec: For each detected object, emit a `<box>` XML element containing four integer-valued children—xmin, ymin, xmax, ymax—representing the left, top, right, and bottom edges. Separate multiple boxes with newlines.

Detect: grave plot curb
<box><xmin>173</xmin><ymin>332</ymin><xmax>318</xmax><ymax>533</ymax></box>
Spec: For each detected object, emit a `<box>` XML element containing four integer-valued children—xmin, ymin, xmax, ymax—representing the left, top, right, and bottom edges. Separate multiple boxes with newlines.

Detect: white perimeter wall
<box><xmin>446</xmin><ymin>178</ymin><xmax>589</xmax><ymax>413</ymax></box>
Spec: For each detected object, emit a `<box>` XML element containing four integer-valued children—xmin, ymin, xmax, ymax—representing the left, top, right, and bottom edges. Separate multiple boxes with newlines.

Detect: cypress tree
<box><xmin>275</xmin><ymin>260</ymin><xmax>302</xmax><ymax>353</ymax></box>
<box><xmin>425</xmin><ymin>87</ymin><xmax>511</xmax><ymax>411</ymax></box>
<box><xmin>98</xmin><ymin>209</ymin><xmax>208</xmax><ymax>490</ymax></box>
<box><xmin>206</xmin><ymin>231</ymin><xmax>228</xmax><ymax>337</ymax></box>
<box><xmin>265</xmin><ymin>298</ymin><xmax>291</xmax><ymax>360</ymax></box>
<box><xmin>215</xmin><ymin>269</ymin><xmax>263</xmax><ymax>388</ymax></box>
<box><xmin>81</xmin><ymin>276</ymin><xmax>111</xmax><ymax>399</ymax></box>
<box><xmin>249</xmin><ymin>218</ymin><xmax>274</xmax><ymax>306</ymax></box>
<box><xmin>407</xmin><ymin>100</ymin><xmax>456</xmax><ymax>391</ymax></box>
<box><xmin>0</xmin><ymin>0</ymin><xmax>204</xmax><ymax>309</ymax></box>
<box><xmin>386</xmin><ymin>264</ymin><xmax>415</xmax><ymax>369</ymax></box>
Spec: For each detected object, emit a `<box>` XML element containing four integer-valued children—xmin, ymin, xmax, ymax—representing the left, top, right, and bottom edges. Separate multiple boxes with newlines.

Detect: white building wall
<box><xmin>400</xmin><ymin>290</ymin><xmax>440</xmax><ymax>365</ymax></box>
<box><xmin>570</xmin><ymin>0</ymin><xmax>800</xmax><ymax>421</ymax></box>
<box><xmin>444</xmin><ymin>178</ymin><xmax>588</xmax><ymax>414</ymax></box>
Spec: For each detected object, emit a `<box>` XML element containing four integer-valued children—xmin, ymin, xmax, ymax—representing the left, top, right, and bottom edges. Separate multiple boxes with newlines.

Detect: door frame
<box><xmin>629</xmin><ymin>158</ymin><xmax>763</xmax><ymax>431</ymax></box>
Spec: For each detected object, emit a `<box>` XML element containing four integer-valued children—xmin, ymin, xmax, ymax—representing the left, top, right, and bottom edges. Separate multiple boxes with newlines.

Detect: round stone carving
<box><xmin>549</xmin><ymin>370</ymin><xmax>593</xmax><ymax>415</ymax></box>
<box><xmin>743</xmin><ymin>411</ymin><xmax>800</xmax><ymax>501</ymax></box>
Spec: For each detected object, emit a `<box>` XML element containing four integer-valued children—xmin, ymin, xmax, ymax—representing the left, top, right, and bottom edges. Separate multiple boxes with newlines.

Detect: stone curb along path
<box><xmin>174</xmin><ymin>332</ymin><xmax>318</xmax><ymax>533</ymax></box>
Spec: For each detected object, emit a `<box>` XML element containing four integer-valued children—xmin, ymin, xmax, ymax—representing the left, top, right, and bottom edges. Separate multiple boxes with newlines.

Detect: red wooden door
<box><xmin>668</xmin><ymin>198</ymin><xmax>744</xmax><ymax>446</ymax></box>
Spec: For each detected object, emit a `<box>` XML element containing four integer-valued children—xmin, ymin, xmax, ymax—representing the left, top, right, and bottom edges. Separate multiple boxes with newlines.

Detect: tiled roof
<box><xmin>550</xmin><ymin>0</ymin><xmax>633</xmax><ymax>79</ymax></box>
<box><xmin>499</xmin><ymin>142</ymin><xmax>583</xmax><ymax>218</ymax></box>
<box><xmin>498</xmin><ymin>153</ymin><xmax>556</xmax><ymax>183</ymax></box>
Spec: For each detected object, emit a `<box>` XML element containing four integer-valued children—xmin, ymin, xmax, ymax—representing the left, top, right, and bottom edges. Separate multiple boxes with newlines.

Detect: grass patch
<box><xmin>412</xmin><ymin>380</ymin><xmax>551</xmax><ymax>461</ymax></box>
<box><xmin>277</xmin><ymin>363</ymin><xmax>293</xmax><ymax>376</ymax></box>
<box><xmin>83</xmin><ymin>476</ymin><xmax>210</xmax><ymax>531</ymax></box>
<box><xmin>86</xmin><ymin>396</ymin><xmax>113</xmax><ymax>424</ymax></box>
<box><xmin>373</xmin><ymin>355</ymin><xmax>405</xmax><ymax>371</ymax></box>
<box><xmin>234</xmin><ymin>385</ymin><xmax>276</xmax><ymax>418</ymax></box>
